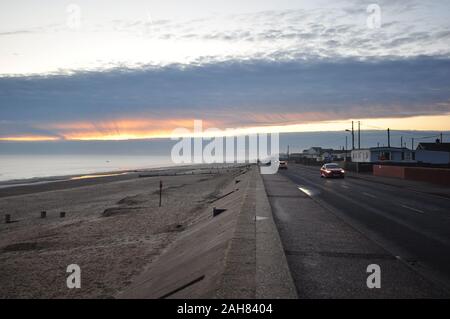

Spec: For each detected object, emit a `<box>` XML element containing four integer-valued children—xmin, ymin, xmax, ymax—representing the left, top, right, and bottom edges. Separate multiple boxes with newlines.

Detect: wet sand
<box><xmin>0</xmin><ymin>165</ymin><xmax>245</xmax><ymax>298</ymax></box>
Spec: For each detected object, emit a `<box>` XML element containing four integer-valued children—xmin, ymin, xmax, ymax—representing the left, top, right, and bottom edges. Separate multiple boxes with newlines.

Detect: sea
<box><xmin>0</xmin><ymin>154</ymin><xmax>176</xmax><ymax>183</ymax></box>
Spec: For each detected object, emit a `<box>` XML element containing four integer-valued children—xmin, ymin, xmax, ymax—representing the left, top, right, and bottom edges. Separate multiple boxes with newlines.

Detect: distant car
<box><xmin>279</xmin><ymin>161</ymin><xmax>288</xmax><ymax>169</ymax></box>
<box><xmin>320</xmin><ymin>163</ymin><xmax>345</xmax><ymax>178</ymax></box>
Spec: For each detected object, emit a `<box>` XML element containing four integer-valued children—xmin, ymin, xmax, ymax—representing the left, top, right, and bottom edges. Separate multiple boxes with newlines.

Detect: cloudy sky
<box><xmin>1</xmin><ymin>0</ymin><xmax>450</xmax><ymax>141</ymax></box>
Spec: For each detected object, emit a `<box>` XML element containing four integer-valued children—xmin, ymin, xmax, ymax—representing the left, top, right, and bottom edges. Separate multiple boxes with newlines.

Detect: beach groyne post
<box><xmin>159</xmin><ymin>180</ymin><xmax>162</xmax><ymax>207</ymax></box>
<box><xmin>5</xmin><ymin>214</ymin><xmax>11</xmax><ymax>224</ymax></box>
<box><xmin>41</xmin><ymin>211</ymin><xmax>46</xmax><ymax>219</ymax></box>
<box><xmin>213</xmin><ymin>207</ymin><xmax>226</xmax><ymax>217</ymax></box>
<box><xmin>60</xmin><ymin>212</ymin><xmax>66</xmax><ymax>218</ymax></box>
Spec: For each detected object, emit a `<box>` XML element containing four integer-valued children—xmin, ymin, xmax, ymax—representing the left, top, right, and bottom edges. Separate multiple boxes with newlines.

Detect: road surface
<box><xmin>262</xmin><ymin>164</ymin><xmax>450</xmax><ymax>298</ymax></box>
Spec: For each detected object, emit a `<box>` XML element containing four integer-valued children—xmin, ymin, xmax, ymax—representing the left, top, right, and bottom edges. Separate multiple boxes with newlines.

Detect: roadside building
<box><xmin>331</xmin><ymin>149</ymin><xmax>348</xmax><ymax>161</ymax></box>
<box><xmin>318</xmin><ymin>150</ymin><xmax>346</xmax><ymax>162</ymax></box>
<box><xmin>415</xmin><ymin>141</ymin><xmax>450</xmax><ymax>164</ymax></box>
<box><xmin>302</xmin><ymin>147</ymin><xmax>335</xmax><ymax>162</ymax></box>
<box><xmin>351</xmin><ymin>147</ymin><xmax>415</xmax><ymax>164</ymax></box>
<box><xmin>302</xmin><ymin>147</ymin><xmax>323</xmax><ymax>159</ymax></box>
<box><xmin>416</xmin><ymin>141</ymin><xmax>450</xmax><ymax>152</ymax></box>
<box><xmin>318</xmin><ymin>151</ymin><xmax>332</xmax><ymax>162</ymax></box>
<box><xmin>351</xmin><ymin>142</ymin><xmax>450</xmax><ymax>165</ymax></box>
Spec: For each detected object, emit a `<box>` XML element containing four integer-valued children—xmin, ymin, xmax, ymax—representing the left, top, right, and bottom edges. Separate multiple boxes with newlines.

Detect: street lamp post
<box><xmin>345</xmin><ymin>129</ymin><xmax>352</xmax><ymax>161</ymax></box>
<box><xmin>352</xmin><ymin>121</ymin><xmax>355</xmax><ymax>150</ymax></box>
<box><xmin>345</xmin><ymin>136</ymin><xmax>348</xmax><ymax>162</ymax></box>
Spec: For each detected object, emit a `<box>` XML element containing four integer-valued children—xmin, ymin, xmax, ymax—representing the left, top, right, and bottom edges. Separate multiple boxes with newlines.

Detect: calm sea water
<box><xmin>0</xmin><ymin>155</ymin><xmax>176</xmax><ymax>182</ymax></box>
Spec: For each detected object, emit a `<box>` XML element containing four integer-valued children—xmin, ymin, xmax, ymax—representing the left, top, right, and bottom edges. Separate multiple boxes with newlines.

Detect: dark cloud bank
<box><xmin>1</xmin><ymin>56</ymin><xmax>450</xmax><ymax>135</ymax></box>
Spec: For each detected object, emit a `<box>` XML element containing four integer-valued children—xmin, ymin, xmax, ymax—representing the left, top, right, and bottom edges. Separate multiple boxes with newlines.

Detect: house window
<box><xmin>379</xmin><ymin>152</ymin><xmax>391</xmax><ymax>161</ymax></box>
<box><xmin>404</xmin><ymin>152</ymin><xmax>412</xmax><ymax>161</ymax></box>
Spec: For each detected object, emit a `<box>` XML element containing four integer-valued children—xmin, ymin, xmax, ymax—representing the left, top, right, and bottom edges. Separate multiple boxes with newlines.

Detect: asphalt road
<box><xmin>263</xmin><ymin>164</ymin><xmax>450</xmax><ymax>298</ymax></box>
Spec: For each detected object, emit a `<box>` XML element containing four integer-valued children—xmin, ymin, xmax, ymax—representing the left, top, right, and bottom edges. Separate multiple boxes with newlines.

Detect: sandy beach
<box><xmin>0</xmin><ymin>165</ymin><xmax>246</xmax><ymax>298</ymax></box>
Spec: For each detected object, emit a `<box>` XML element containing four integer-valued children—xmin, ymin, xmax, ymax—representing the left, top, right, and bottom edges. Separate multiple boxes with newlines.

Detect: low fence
<box><xmin>373</xmin><ymin>165</ymin><xmax>450</xmax><ymax>186</ymax></box>
<box><xmin>372</xmin><ymin>165</ymin><xmax>405</xmax><ymax>179</ymax></box>
<box><xmin>342</xmin><ymin>162</ymin><xmax>373</xmax><ymax>173</ymax></box>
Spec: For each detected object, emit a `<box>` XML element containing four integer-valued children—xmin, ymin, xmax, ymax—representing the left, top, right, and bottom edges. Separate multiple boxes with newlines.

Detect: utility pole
<box><xmin>440</xmin><ymin>133</ymin><xmax>443</xmax><ymax>143</ymax></box>
<box><xmin>400</xmin><ymin>136</ymin><xmax>403</xmax><ymax>148</ymax></box>
<box><xmin>287</xmin><ymin>145</ymin><xmax>290</xmax><ymax>160</ymax></box>
<box><xmin>345</xmin><ymin>136</ymin><xmax>348</xmax><ymax>161</ymax></box>
<box><xmin>387</xmin><ymin>128</ymin><xmax>391</xmax><ymax>148</ymax></box>
<box><xmin>411</xmin><ymin>138</ymin><xmax>414</xmax><ymax>150</ymax></box>
<box><xmin>358</xmin><ymin>121</ymin><xmax>361</xmax><ymax>149</ymax></box>
<box><xmin>352</xmin><ymin>121</ymin><xmax>355</xmax><ymax>150</ymax></box>
<box><xmin>345</xmin><ymin>136</ymin><xmax>348</xmax><ymax>152</ymax></box>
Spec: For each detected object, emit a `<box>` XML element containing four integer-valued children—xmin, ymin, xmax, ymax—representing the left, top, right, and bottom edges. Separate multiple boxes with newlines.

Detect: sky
<box><xmin>1</xmin><ymin>0</ymin><xmax>450</xmax><ymax>141</ymax></box>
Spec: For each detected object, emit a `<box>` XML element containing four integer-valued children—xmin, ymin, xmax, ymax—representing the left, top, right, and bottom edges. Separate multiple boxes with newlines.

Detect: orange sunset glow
<box><xmin>0</xmin><ymin>136</ymin><xmax>60</xmax><ymax>142</ymax></box>
<box><xmin>1</xmin><ymin>113</ymin><xmax>449</xmax><ymax>142</ymax></box>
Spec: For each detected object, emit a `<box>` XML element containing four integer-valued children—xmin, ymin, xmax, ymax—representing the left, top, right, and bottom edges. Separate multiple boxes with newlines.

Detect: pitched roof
<box><xmin>417</xmin><ymin>143</ymin><xmax>450</xmax><ymax>152</ymax></box>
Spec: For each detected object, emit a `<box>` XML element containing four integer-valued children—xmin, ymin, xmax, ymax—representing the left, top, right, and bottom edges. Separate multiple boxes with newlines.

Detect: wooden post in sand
<box><xmin>40</xmin><ymin>211</ymin><xmax>47</xmax><ymax>218</ymax></box>
<box><xmin>159</xmin><ymin>180</ymin><xmax>162</xmax><ymax>207</ymax></box>
<box><xmin>5</xmin><ymin>214</ymin><xmax>11</xmax><ymax>224</ymax></box>
<box><xmin>60</xmin><ymin>212</ymin><xmax>66</xmax><ymax>218</ymax></box>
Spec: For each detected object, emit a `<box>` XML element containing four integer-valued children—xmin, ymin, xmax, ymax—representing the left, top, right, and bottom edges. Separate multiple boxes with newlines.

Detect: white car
<box><xmin>279</xmin><ymin>161</ymin><xmax>288</xmax><ymax>169</ymax></box>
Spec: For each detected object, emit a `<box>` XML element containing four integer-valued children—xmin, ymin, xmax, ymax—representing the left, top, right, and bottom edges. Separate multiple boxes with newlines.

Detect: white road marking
<box><xmin>362</xmin><ymin>192</ymin><xmax>377</xmax><ymax>198</ymax></box>
<box><xmin>298</xmin><ymin>186</ymin><xmax>315</xmax><ymax>197</ymax></box>
<box><xmin>341</xmin><ymin>185</ymin><xmax>349</xmax><ymax>189</ymax></box>
<box><xmin>401</xmin><ymin>204</ymin><xmax>425</xmax><ymax>214</ymax></box>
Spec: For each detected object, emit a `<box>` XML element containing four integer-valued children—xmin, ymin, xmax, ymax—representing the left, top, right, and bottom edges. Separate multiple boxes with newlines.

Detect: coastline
<box><xmin>0</xmin><ymin>163</ymin><xmax>241</xmax><ymax>198</ymax></box>
<box><xmin>0</xmin><ymin>154</ymin><xmax>177</xmax><ymax>185</ymax></box>
<box><xmin>0</xmin><ymin>162</ymin><xmax>185</xmax><ymax>188</ymax></box>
